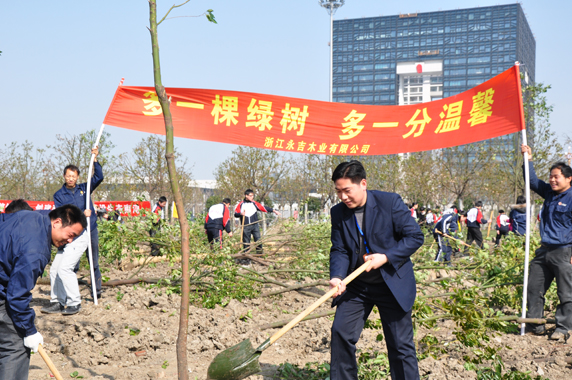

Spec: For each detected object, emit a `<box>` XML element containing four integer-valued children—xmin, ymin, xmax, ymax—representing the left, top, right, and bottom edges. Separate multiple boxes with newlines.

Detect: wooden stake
<box><xmin>486</xmin><ymin>210</ymin><xmax>494</xmax><ymax>238</ymax></box>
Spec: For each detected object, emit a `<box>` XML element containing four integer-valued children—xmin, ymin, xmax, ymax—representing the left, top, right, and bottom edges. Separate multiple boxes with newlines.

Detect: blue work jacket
<box><xmin>53</xmin><ymin>162</ymin><xmax>103</xmax><ymax>230</ymax></box>
<box><xmin>330</xmin><ymin>190</ymin><xmax>424</xmax><ymax>312</ymax></box>
<box><xmin>0</xmin><ymin>211</ymin><xmax>52</xmax><ymax>336</ymax></box>
<box><xmin>435</xmin><ymin>213</ymin><xmax>458</xmax><ymax>235</ymax></box>
<box><xmin>526</xmin><ymin>161</ymin><xmax>572</xmax><ymax>247</ymax></box>
<box><xmin>509</xmin><ymin>207</ymin><xmax>526</xmax><ymax>236</ymax></box>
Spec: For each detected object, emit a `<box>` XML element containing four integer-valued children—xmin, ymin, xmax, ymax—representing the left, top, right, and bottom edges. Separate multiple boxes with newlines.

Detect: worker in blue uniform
<box><xmin>329</xmin><ymin>160</ymin><xmax>423</xmax><ymax>380</ymax></box>
<box><xmin>522</xmin><ymin>144</ymin><xmax>572</xmax><ymax>341</ymax></box>
<box><xmin>434</xmin><ymin>208</ymin><xmax>458</xmax><ymax>265</ymax></box>
<box><xmin>0</xmin><ymin>205</ymin><xmax>86</xmax><ymax>379</ymax></box>
<box><xmin>52</xmin><ymin>147</ymin><xmax>104</xmax><ymax>300</ymax></box>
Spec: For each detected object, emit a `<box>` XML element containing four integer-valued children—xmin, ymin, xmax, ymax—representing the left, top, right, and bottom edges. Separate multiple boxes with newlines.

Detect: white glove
<box><xmin>23</xmin><ymin>332</ymin><xmax>44</xmax><ymax>353</ymax></box>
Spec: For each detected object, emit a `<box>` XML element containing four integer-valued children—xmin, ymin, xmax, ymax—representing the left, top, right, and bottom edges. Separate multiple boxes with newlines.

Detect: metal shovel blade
<box><xmin>207</xmin><ymin>338</ymin><xmax>266</xmax><ymax>380</ymax></box>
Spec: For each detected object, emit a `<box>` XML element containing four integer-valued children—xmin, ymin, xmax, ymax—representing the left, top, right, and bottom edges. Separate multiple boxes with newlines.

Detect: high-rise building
<box><xmin>332</xmin><ymin>4</ymin><xmax>535</xmax><ymax>106</ymax></box>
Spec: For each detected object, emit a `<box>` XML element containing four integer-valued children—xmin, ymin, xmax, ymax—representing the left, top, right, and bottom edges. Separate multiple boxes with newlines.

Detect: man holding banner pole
<box><xmin>49</xmin><ymin>147</ymin><xmax>104</xmax><ymax>307</ymax></box>
<box><xmin>521</xmin><ymin>144</ymin><xmax>572</xmax><ymax>340</ymax></box>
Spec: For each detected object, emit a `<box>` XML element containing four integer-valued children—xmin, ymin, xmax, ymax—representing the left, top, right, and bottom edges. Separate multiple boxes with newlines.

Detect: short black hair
<box><xmin>475</xmin><ymin>201</ymin><xmax>483</xmax><ymax>208</ymax></box>
<box><xmin>499</xmin><ymin>209</ymin><xmax>505</xmax><ymax>214</ymax></box>
<box><xmin>49</xmin><ymin>204</ymin><xmax>87</xmax><ymax>229</ymax></box>
<box><xmin>516</xmin><ymin>195</ymin><xmax>526</xmax><ymax>204</ymax></box>
<box><xmin>63</xmin><ymin>165</ymin><xmax>80</xmax><ymax>176</ymax></box>
<box><xmin>245</xmin><ymin>189</ymin><xmax>254</xmax><ymax>196</ymax></box>
<box><xmin>550</xmin><ymin>162</ymin><xmax>572</xmax><ymax>178</ymax></box>
<box><xmin>158</xmin><ymin>196</ymin><xmax>167</xmax><ymax>203</ymax></box>
<box><xmin>5</xmin><ymin>199</ymin><xmax>33</xmax><ymax>214</ymax></box>
<box><xmin>331</xmin><ymin>160</ymin><xmax>367</xmax><ymax>184</ymax></box>
<box><xmin>222</xmin><ymin>198</ymin><xmax>231</xmax><ymax>204</ymax></box>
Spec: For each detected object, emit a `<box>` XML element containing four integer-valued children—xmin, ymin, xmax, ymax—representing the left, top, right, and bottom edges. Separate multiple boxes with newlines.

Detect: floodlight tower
<box><xmin>319</xmin><ymin>0</ymin><xmax>345</xmax><ymax>102</ymax></box>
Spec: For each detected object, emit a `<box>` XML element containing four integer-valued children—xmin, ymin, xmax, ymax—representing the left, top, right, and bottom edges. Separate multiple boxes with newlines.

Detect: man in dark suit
<box><xmin>329</xmin><ymin>160</ymin><xmax>423</xmax><ymax>380</ymax></box>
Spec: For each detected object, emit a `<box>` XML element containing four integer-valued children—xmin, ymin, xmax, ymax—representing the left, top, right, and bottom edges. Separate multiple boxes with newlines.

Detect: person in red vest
<box><xmin>464</xmin><ymin>201</ymin><xmax>488</xmax><ymax>252</ymax></box>
<box><xmin>234</xmin><ymin>189</ymin><xmax>280</xmax><ymax>254</ymax></box>
<box><xmin>204</xmin><ymin>198</ymin><xmax>233</xmax><ymax>249</ymax></box>
<box><xmin>495</xmin><ymin>210</ymin><xmax>510</xmax><ymax>246</ymax></box>
<box><xmin>410</xmin><ymin>202</ymin><xmax>418</xmax><ymax>220</ymax></box>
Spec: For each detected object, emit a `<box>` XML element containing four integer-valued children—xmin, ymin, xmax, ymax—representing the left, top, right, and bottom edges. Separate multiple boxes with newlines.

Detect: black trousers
<box><xmin>207</xmin><ymin>228</ymin><xmax>224</xmax><ymax>249</ymax></box>
<box><xmin>0</xmin><ymin>300</ymin><xmax>30</xmax><ymax>380</ymax></box>
<box><xmin>527</xmin><ymin>245</ymin><xmax>572</xmax><ymax>333</ymax></box>
<box><xmin>495</xmin><ymin>227</ymin><xmax>509</xmax><ymax>246</ymax></box>
<box><xmin>465</xmin><ymin>227</ymin><xmax>483</xmax><ymax>250</ymax></box>
<box><xmin>330</xmin><ymin>282</ymin><xmax>419</xmax><ymax>380</ymax></box>
<box><xmin>242</xmin><ymin>224</ymin><xmax>262</xmax><ymax>253</ymax></box>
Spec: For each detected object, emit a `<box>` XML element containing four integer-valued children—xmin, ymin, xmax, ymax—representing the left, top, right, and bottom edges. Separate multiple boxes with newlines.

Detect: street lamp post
<box><xmin>319</xmin><ymin>0</ymin><xmax>345</xmax><ymax>102</ymax></box>
<box><xmin>565</xmin><ymin>146</ymin><xmax>572</xmax><ymax>166</ymax></box>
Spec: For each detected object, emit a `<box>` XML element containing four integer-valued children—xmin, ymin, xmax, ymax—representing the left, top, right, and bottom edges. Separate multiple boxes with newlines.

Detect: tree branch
<box><xmin>157</xmin><ymin>0</ymin><xmax>191</xmax><ymax>26</ymax></box>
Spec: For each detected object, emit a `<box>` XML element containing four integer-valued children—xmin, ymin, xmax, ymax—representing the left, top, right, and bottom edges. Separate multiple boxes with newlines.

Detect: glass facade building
<box><xmin>332</xmin><ymin>4</ymin><xmax>535</xmax><ymax>106</ymax></box>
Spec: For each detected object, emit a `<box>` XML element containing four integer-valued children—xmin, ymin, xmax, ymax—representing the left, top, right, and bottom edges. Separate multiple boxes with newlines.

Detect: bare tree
<box><xmin>147</xmin><ymin>2</ymin><xmax>216</xmax><ymax>378</ymax></box>
<box><xmin>0</xmin><ymin>141</ymin><xmax>52</xmax><ymax>200</ymax></box>
<box><xmin>119</xmin><ymin>135</ymin><xmax>195</xmax><ymax>205</ymax></box>
<box><xmin>214</xmin><ymin>146</ymin><xmax>290</xmax><ymax>204</ymax></box>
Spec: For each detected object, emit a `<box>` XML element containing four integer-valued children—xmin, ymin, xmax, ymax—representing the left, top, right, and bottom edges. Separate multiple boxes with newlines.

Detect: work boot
<box><xmin>62</xmin><ymin>304</ymin><xmax>82</xmax><ymax>315</ymax></box>
<box><xmin>525</xmin><ymin>324</ymin><xmax>546</xmax><ymax>335</ymax></box>
<box><xmin>41</xmin><ymin>303</ymin><xmax>65</xmax><ymax>314</ymax></box>
<box><xmin>549</xmin><ymin>330</ymin><xmax>569</xmax><ymax>342</ymax></box>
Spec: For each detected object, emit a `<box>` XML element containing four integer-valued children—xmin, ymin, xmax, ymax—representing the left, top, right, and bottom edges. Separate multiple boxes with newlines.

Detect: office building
<box><xmin>332</xmin><ymin>4</ymin><xmax>535</xmax><ymax>106</ymax></box>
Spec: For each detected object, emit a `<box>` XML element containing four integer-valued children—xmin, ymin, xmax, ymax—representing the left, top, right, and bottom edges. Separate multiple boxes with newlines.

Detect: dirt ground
<box><xmin>28</xmin><ymin>261</ymin><xmax>572</xmax><ymax>380</ymax></box>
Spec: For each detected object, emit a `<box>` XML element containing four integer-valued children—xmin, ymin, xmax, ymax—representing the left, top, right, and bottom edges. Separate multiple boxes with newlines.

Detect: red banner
<box><xmin>0</xmin><ymin>200</ymin><xmax>151</xmax><ymax>217</ymax></box>
<box><xmin>103</xmin><ymin>66</ymin><xmax>524</xmax><ymax>155</ymax></box>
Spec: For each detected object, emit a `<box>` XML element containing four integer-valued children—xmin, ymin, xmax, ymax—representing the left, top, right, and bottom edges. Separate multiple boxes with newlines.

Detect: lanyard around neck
<box><xmin>354</xmin><ymin>214</ymin><xmax>370</xmax><ymax>254</ymax></box>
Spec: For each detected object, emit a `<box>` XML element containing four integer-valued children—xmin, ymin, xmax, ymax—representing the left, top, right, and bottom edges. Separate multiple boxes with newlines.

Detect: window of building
<box><xmin>334</xmin><ymin>96</ymin><xmax>353</xmax><ymax>103</ymax></box>
<box><xmin>353</xmin><ymin>64</ymin><xmax>373</xmax><ymax>71</ymax></box>
<box><xmin>467</xmin><ymin>79</ymin><xmax>484</xmax><ymax>86</ymax></box>
<box><xmin>467</xmin><ymin>67</ymin><xmax>490</xmax><ymax>75</ymax></box>
<box><xmin>444</xmin><ymin>80</ymin><xmax>466</xmax><ymax>87</ymax></box>
<box><xmin>468</xmin><ymin>56</ymin><xmax>491</xmax><ymax>63</ymax></box>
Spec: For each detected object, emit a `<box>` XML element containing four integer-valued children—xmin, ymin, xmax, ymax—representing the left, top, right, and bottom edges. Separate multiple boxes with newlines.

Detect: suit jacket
<box><xmin>330</xmin><ymin>190</ymin><xmax>424</xmax><ymax>312</ymax></box>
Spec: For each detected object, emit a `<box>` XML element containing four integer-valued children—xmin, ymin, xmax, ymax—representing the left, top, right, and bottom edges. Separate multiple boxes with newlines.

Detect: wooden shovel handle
<box><xmin>240</xmin><ymin>215</ymin><xmax>245</xmax><ymax>244</ymax></box>
<box><xmin>269</xmin><ymin>260</ymin><xmax>372</xmax><ymax>345</ymax></box>
<box><xmin>38</xmin><ymin>344</ymin><xmax>64</xmax><ymax>380</ymax></box>
<box><xmin>435</xmin><ymin>229</ymin><xmax>471</xmax><ymax>248</ymax></box>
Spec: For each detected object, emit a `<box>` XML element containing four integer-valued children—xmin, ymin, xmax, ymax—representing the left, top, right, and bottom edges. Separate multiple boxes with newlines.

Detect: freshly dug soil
<box><xmin>27</xmin><ymin>262</ymin><xmax>572</xmax><ymax>380</ymax></box>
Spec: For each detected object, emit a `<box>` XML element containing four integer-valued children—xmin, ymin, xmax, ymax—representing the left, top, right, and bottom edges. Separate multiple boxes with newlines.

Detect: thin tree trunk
<box><xmin>148</xmin><ymin>2</ymin><xmax>191</xmax><ymax>379</ymax></box>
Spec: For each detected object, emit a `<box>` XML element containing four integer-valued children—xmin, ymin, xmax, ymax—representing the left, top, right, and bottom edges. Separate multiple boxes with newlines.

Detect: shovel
<box><xmin>207</xmin><ymin>260</ymin><xmax>372</xmax><ymax>380</ymax></box>
<box><xmin>38</xmin><ymin>344</ymin><xmax>64</xmax><ymax>380</ymax></box>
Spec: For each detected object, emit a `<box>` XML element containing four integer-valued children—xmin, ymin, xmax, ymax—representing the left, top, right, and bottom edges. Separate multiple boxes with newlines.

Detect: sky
<box><xmin>1</xmin><ymin>0</ymin><xmax>570</xmax><ymax>180</ymax></box>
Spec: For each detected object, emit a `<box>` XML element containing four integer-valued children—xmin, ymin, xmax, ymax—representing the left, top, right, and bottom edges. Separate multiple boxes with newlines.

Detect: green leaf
<box><xmin>129</xmin><ymin>328</ymin><xmax>141</xmax><ymax>336</ymax></box>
